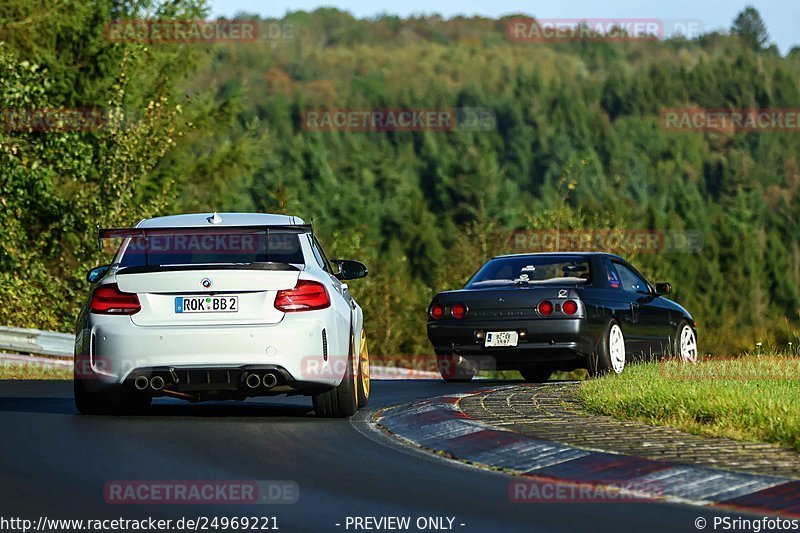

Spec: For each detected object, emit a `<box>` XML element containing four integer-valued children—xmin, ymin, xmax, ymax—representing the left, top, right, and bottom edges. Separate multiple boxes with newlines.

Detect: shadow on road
<box><xmin>0</xmin><ymin>378</ymin><xmax>573</xmax><ymax>418</ymax></box>
<box><xmin>0</xmin><ymin>397</ymin><xmax>77</xmax><ymax>415</ymax></box>
<box><xmin>0</xmin><ymin>396</ymin><xmax>313</xmax><ymax>418</ymax></box>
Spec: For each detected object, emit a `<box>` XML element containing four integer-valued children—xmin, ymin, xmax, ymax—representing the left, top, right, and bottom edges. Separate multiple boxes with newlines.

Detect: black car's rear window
<box><xmin>467</xmin><ymin>255</ymin><xmax>590</xmax><ymax>288</ymax></box>
<box><xmin>116</xmin><ymin>231</ymin><xmax>305</xmax><ymax>268</ymax></box>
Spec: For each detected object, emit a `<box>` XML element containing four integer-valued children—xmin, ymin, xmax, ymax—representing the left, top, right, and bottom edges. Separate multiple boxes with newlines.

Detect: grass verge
<box><xmin>0</xmin><ymin>363</ymin><xmax>72</xmax><ymax>380</ymax></box>
<box><xmin>578</xmin><ymin>356</ymin><xmax>800</xmax><ymax>452</ymax></box>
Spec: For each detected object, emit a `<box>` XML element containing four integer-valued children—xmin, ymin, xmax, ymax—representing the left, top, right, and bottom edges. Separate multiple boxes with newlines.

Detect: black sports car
<box><xmin>426</xmin><ymin>252</ymin><xmax>698</xmax><ymax>382</ymax></box>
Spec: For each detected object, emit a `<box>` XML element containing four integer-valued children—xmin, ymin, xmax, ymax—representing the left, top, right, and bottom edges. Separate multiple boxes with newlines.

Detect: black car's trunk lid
<box><xmin>432</xmin><ymin>285</ymin><xmax>584</xmax><ymax>321</ymax></box>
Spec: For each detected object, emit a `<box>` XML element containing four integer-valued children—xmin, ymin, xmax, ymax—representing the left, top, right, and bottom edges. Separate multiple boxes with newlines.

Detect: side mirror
<box><xmin>86</xmin><ymin>264</ymin><xmax>111</xmax><ymax>283</ymax></box>
<box><xmin>655</xmin><ymin>282</ymin><xmax>672</xmax><ymax>295</ymax></box>
<box><xmin>333</xmin><ymin>259</ymin><xmax>368</xmax><ymax>281</ymax></box>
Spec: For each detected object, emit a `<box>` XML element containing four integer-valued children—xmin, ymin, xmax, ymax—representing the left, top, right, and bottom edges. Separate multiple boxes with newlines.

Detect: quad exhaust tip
<box><xmin>245</xmin><ymin>373</ymin><xmax>261</xmax><ymax>389</ymax></box>
<box><xmin>262</xmin><ymin>373</ymin><xmax>278</xmax><ymax>388</ymax></box>
<box><xmin>150</xmin><ymin>375</ymin><xmax>165</xmax><ymax>391</ymax></box>
<box><xmin>134</xmin><ymin>375</ymin><xmax>149</xmax><ymax>391</ymax></box>
<box><xmin>136</xmin><ymin>371</ymin><xmax>278</xmax><ymax>391</ymax></box>
<box><xmin>245</xmin><ymin>372</ymin><xmax>278</xmax><ymax>389</ymax></box>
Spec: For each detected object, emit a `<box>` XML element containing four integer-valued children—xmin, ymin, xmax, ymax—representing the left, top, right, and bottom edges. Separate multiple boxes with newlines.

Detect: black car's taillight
<box><xmin>562</xmin><ymin>299</ymin><xmax>578</xmax><ymax>316</ymax></box>
<box><xmin>451</xmin><ymin>303</ymin><xmax>468</xmax><ymax>319</ymax></box>
<box><xmin>537</xmin><ymin>300</ymin><xmax>553</xmax><ymax>316</ymax></box>
<box><xmin>429</xmin><ymin>303</ymin><xmax>445</xmax><ymax>320</ymax></box>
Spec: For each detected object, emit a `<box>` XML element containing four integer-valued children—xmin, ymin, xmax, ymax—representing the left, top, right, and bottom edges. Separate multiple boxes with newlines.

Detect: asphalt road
<box><xmin>0</xmin><ymin>380</ymin><xmax>742</xmax><ymax>533</ymax></box>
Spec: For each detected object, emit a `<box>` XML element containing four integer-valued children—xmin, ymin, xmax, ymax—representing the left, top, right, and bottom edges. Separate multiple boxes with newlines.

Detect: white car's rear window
<box><xmin>117</xmin><ymin>231</ymin><xmax>305</xmax><ymax>268</ymax></box>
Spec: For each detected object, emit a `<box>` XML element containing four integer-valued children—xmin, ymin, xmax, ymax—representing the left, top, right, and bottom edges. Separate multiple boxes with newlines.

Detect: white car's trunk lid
<box><xmin>116</xmin><ymin>269</ymin><xmax>300</xmax><ymax>326</ymax></box>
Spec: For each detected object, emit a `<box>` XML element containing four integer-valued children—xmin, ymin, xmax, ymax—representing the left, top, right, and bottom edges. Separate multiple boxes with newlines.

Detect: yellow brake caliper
<box><xmin>360</xmin><ymin>330</ymin><xmax>370</xmax><ymax>397</ymax></box>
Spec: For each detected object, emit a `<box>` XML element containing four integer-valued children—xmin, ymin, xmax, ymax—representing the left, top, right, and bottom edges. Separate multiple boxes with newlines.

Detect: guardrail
<box><xmin>0</xmin><ymin>326</ymin><xmax>74</xmax><ymax>358</ymax></box>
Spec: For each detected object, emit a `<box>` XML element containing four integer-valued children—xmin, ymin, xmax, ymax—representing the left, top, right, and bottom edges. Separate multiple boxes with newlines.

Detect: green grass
<box><xmin>0</xmin><ymin>363</ymin><xmax>72</xmax><ymax>380</ymax></box>
<box><xmin>578</xmin><ymin>356</ymin><xmax>800</xmax><ymax>452</ymax></box>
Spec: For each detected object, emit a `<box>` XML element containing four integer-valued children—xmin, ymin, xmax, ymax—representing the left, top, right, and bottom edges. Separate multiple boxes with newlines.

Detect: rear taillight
<box><xmin>537</xmin><ymin>300</ymin><xmax>553</xmax><ymax>316</ymax></box>
<box><xmin>451</xmin><ymin>303</ymin><xmax>468</xmax><ymax>319</ymax></box>
<box><xmin>429</xmin><ymin>304</ymin><xmax>444</xmax><ymax>320</ymax></box>
<box><xmin>562</xmin><ymin>300</ymin><xmax>578</xmax><ymax>316</ymax></box>
<box><xmin>90</xmin><ymin>284</ymin><xmax>141</xmax><ymax>315</ymax></box>
<box><xmin>274</xmin><ymin>280</ymin><xmax>330</xmax><ymax>312</ymax></box>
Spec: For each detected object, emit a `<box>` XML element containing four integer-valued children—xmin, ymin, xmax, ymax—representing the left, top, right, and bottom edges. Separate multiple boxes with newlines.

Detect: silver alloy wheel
<box><xmin>679</xmin><ymin>325</ymin><xmax>698</xmax><ymax>362</ymax></box>
<box><xmin>609</xmin><ymin>324</ymin><xmax>626</xmax><ymax>374</ymax></box>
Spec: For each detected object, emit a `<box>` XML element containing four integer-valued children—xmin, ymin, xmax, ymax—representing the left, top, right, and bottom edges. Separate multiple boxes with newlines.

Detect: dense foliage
<box><xmin>1</xmin><ymin>2</ymin><xmax>798</xmax><ymax>356</ymax></box>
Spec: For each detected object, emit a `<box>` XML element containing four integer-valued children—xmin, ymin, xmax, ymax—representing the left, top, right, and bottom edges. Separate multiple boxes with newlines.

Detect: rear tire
<box><xmin>673</xmin><ymin>320</ymin><xmax>698</xmax><ymax>362</ymax></box>
<box><xmin>519</xmin><ymin>365</ymin><xmax>553</xmax><ymax>383</ymax></box>
<box><xmin>437</xmin><ymin>354</ymin><xmax>476</xmax><ymax>382</ymax></box>
<box><xmin>587</xmin><ymin>320</ymin><xmax>626</xmax><ymax>378</ymax></box>
<box><xmin>313</xmin><ymin>333</ymin><xmax>358</xmax><ymax>418</ymax></box>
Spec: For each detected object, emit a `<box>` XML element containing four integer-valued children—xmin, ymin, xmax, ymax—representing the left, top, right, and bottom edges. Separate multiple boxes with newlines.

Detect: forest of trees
<box><xmin>1</xmin><ymin>1</ymin><xmax>798</xmax><ymax>358</ymax></box>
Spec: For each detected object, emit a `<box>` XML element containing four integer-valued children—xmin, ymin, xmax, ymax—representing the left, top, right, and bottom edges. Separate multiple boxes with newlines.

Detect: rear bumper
<box><xmin>76</xmin><ymin>312</ymin><xmax>349</xmax><ymax>389</ymax></box>
<box><xmin>119</xmin><ymin>364</ymin><xmax>328</xmax><ymax>400</ymax></box>
<box><xmin>427</xmin><ymin>318</ymin><xmax>596</xmax><ymax>367</ymax></box>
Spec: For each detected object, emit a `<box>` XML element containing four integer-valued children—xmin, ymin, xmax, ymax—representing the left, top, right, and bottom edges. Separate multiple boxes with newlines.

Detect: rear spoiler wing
<box><xmin>96</xmin><ymin>224</ymin><xmax>313</xmax><ymax>252</ymax></box>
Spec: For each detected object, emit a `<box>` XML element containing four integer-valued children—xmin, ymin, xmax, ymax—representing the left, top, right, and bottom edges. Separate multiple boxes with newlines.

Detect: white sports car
<box><xmin>74</xmin><ymin>212</ymin><xmax>370</xmax><ymax>417</ymax></box>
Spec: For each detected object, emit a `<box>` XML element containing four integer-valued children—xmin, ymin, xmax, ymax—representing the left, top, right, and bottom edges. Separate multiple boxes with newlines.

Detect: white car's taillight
<box><xmin>90</xmin><ymin>284</ymin><xmax>141</xmax><ymax>315</ymax></box>
<box><xmin>274</xmin><ymin>280</ymin><xmax>330</xmax><ymax>312</ymax></box>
